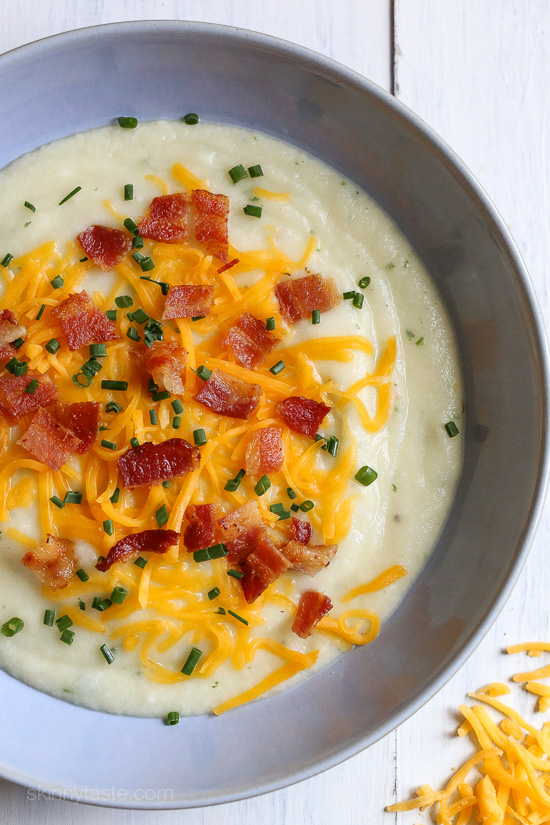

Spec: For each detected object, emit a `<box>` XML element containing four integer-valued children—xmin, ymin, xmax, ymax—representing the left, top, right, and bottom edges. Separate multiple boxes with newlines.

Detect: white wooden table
<box><xmin>1</xmin><ymin>1</ymin><xmax>548</xmax><ymax>822</ymax></box>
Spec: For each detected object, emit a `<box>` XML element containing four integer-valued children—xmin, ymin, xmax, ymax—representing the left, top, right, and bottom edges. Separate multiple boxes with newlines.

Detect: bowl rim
<box><xmin>0</xmin><ymin>18</ymin><xmax>549</xmax><ymax>809</ymax></box>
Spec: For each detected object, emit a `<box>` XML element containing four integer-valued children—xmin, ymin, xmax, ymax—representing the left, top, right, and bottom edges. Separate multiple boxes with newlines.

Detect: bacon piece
<box><xmin>0</xmin><ymin>309</ymin><xmax>26</xmax><ymax>344</ymax></box>
<box><xmin>275</xmin><ymin>273</ymin><xmax>340</xmax><ymax>323</ymax></box>
<box><xmin>145</xmin><ymin>341</ymin><xmax>187</xmax><ymax>394</ymax></box>
<box><xmin>55</xmin><ymin>402</ymin><xmax>99</xmax><ymax>454</ymax></box>
<box><xmin>282</xmin><ymin>540</ymin><xmax>337</xmax><ymax>576</ymax></box>
<box><xmin>183</xmin><ymin>504</ymin><xmax>218</xmax><ymax>552</ymax></box>
<box><xmin>0</xmin><ymin>342</ymin><xmax>16</xmax><ymax>364</ymax></box>
<box><xmin>96</xmin><ymin>529</ymin><xmax>180</xmax><ymax>571</ymax></box>
<box><xmin>0</xmin><ymin>373</ymin><xmax>57</xmax><ymax>419</ymax></box>
<box><xmin>52</xmin><ymin>291</ymin><xmax>118</xmax><ymax>351</ymax></box>
<box><xmin>241</xmin><ymin>537</ymin><xmax>291</xmax><ymax>603</ymax></box>
<box><xmin>192</xmin><ymin>189</ymin><xmax>229</xmax><ymax>263</ymax></box>
<box><xmin>292</xmin><ymin>590</ymin><xmax>333</xmax><ymax>638</ymax></box>
<box><xmin>138</xmin><ymin>193</ymin><xmax>189</xmax><ymax>244</ymax></box>
<box><xmin>195</xmin><ymin>369</ymin><xmax>261</xmax><ymax>420</ymax></box>
<box><xmin>224</xmin><ymin>313</ymin><xmax>279</xmax><ymax>370</ymax></box>
<box><xmin>276</xmin><ymin>396</ymin><xmax>330</xmax><ymax>438</ymax></box>
<box><xmin>161</xmin><ymin>285</ymin><xmax>214</xmax><ymax>321</ymax></box>
<box><xmin>22</xmin><ymin>534</ymin><xmax>76</xmax><ymax>589</ymax></box>
<box><xmin>244</xmin><ymin>426</ymin><xmax>284</xmax><ymax>478</ymax></box>
<box><xmin>18</xmin><ymin>408</ymin><xmax>82</xmax><ymax>470</ymax></box>
<box><xmin>77</xmin><ymin>225</ymin><xmax>132</xmax><ymax>271</ymax></box>
<box><xmin>290</xmin><ymin>518</ymin><xmax>312</xmax><ymax>545</ymax></box>
<box><xmin>219</xmin><ymin>500</ymin><xmax>265</xmax><ymax>564</ymax></box>
<box><xmin>118</xmin><ymin>437</ymin><xmax>200</xmax><ymax>489</ymax></box>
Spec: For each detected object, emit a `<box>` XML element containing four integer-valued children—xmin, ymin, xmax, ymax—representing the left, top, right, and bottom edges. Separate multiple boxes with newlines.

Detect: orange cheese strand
<box><xmin>343</xmin><ymin>564</ymin><xmax>407</xmax><ymax>602</ymax></box>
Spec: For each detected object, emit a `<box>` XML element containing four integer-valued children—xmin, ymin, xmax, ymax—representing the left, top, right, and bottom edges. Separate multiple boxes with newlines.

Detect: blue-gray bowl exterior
<box><xmin>0</xmin><ymin>20</ymin><xmax>548</xmax><ymax>809</ymax></box>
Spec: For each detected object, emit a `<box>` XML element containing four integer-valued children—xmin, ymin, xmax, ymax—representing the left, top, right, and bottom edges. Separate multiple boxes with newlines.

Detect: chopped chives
<box><xmin>290</xmin><ymin>503</ymin><xmax>300</xmax><ymax>512</ymax></box>
<box><xmin>24</xmin><ymin>201</ymin><xmax>36</xmax><ymax>213</ymax></box>
<box><xmin>243</xmin><ymin>204</ymin><xmax>262</xmax><ymax>218</ymax></box>
<box><xmin>103</xmin><ymin>519</ymin><xmax>114</xmax><ymax>535</ymax></box>
<box><xmin>358</xmin><ymin>276</ymin><xmax>371</xmax><ymax>289</ymax></box>
<box><xmin>165</xmin><ymin>711</ymin><xmax>180</xmax><ymax>726</ymax></box>
<box><xmin>445</xmin><ymin>421</ymin><xmax>459</xmax><ymax>438</ymax></box>
<box><xmin>105</xmin><ymin>309</ymin><xmax>117</xmax><ymax>321</ymax></box>
<box><xmin>133</xmin><ymin>235</ymin><xmax>144</xmax><ymax>249</ymax></box>
<box><xmin>181</xmin><ymin>646</ymin><xmax>202</xmax><ymax>675</ymax></box>
<box><xmin>191</xmin><ymin>315</ymin><xmax>205</xmax><ymax>322</ymax></box>
<box><xmin>193</xmin><ymin>428</ymin><xmax>207</xmax><ymax>447</ymax></box>
<box><xmin>149</xmin><ymin>409</ymin><xmax>158</xmax><ymax>425</ymax></box>
<box><xmin>92</xmin><ymin>597</ymin><xmax>112</xmax><ymax>612</ymax></box>
<box><xmin>270</xmin><ymin>360</ymin><xmax>285</xmax><ymax>375</ymax></box>
<box><xmin>215</xmin><ymin>607</ymin><xmax>226</xmax><ymax>615</ymax></box>
<box><xmin>193</xmin><ymin>548</ymin><xmax>210</xmax><ymax>563</ymax></box>
<box><xmin>132</xmin><ymin>251</ymin><xmax>155</xmax><ymax>271</ymax></box>
<box><xmin>148</xmin><ymin>378</ymin><xmax>159</xmax><ymax>394</ymax></box>
<box><xmin>105</xmin><ymin>400</ymin><xmax>122</xmax><ymax>413</ymax></box>
<box><xmin>79</xmin><ymin>257</ymin><xmax>88</xmax><ymax>263</ymax></box>
<box><xmin>1</xmin><ymin>617</ymin><xmax>24</xmax><ymax>637</ymax></box>
<box><xmin>311</xmin><ymin>309</ymin><xmax>321</xmax><ymax>324</ymax></box>
<box><xmin>79</xmin><ymin>599</ymin><xmax>86</xmax><ymax>610</ymax></box>
<box><xmin>277</xmin><ymin>510</ymin><xmax>291</xmax><ymax>520</ymax></box>
<box><xmin>270</xmin><ymin>503</ymin><xmax>285</xmax><ymax>514</ymax></box>
<box><xmin>13</xmin><ymin>360</ymin><xmax>27</xmax><ymax>376</ymax></box>
<box><xmin>50</xmin><ymin>495</ymin><xmax>64</xmax><ymax>509</ymax></box>
<box><xmin>354</xmin><ymin>465</ymin><xmax>378</xmax><ymax>486</ymax></box>
<box><xmin>183</xmin><ymin>112</ymin><xmax>199</xmax><ymax>125</ymax></box>
<box><xmin>115</xmin><ymin>295</ymin><xmax>133</xmax><ymax>308</ymax></box>
<box><xmin>110</xmin><ymin>487</ymin><xmax>120</xmax><ymax>504</ymax></box>
<box><xmin>224</xmin><ymin>468</ymin><xmax>245</xmax><ymax>492</ymax></box>
<box><xmin>126</xmin><ymin>326</ymin><xmax>140</xmax><ymax>342</ymax></box>
<box><xmin>171</xmin><ymin>399</ymin><xmax>184</xmax><ymax>414</ymax></box>
<box><xmin>151</xmin><ymin>390</ymin><xmax>170</xmax><ymax>402</ymax></box>
<box><xmin>130</xmin><ymin>437</ymin><xmax>139</xmax><ymax>448</ymax></box>
<box><xmin>266</xmin><ymin>317</ymin><xmax>275</xmax><ymax>331</ymax></box>
<box><xmin>58</xmin><ymin>186</ymin><xmax>81</xmax><ymax>205</ymax></box>
<box><xmin>254</xmin><ymin>475</ymin><xmax>271</xmax><ymax>496</ymax></box>
<box><xmin>208</xmin><ymin>587</ymin><xmax>220</xmax><ymax>601</ymax></box>
<box><xmin>101</xmin><ymin>439</ymin><xmax>117</xmax><ymax>451</ymax></box>
<box><xmin>327</xmin><ymin>435</ymin><xmax>340</xmax><ymax>457</ymax></box>
<box><xmin>110</xmin><ymin>586</ymin><xmax>127</xmax><ymax>604</ymax></box>
<box><xmin>36</xmin><ymin>304</ymin><xmax>45</xmax><ymax>320</ymax></box>
<box><xmin>55</xmin><ymin>615</ymin><xmax>73</xmax><ymax>632</ymax></box>
<box><xmin>89</xmin><ymin>343</ymin><xmax>107</xmax><ymax>358</ymax></box>
<box><xmin>300</xmin><ymin>500</ymin><xmax>314</xmax><ymax>512</ymax></box>
<box><xmin>72</xmin><ymin>372</ymin><xmax>92</xmax><ymax>388</ymax></box>
<box><xmin>60</xmin><ymin>629</ymin><xmax>75</xmax><ymax>645</ymax></box>
<box><xmin>227</xmin><ymin>569</ymin><xmax>243</xmax><ymax>580</ymax></box>
<box><xmin>343</xmin><ymin>290</ymin><xmax>356</xmax><ymax>300</ymax></box>
<box><xmin>75</xmin><ymin>568</ymin><xmax>88</xmax><ymax>582</ymax></box>
<box><xmin>287</xmin><ymin>487</ymin><xmax>296</xmax><ymax>500</ymax></box>
<box><xmin>101</xmin><ymin>380</ymin><xmax>128</xmax><ymax>391</ymax></box>
<box><xmin>195</xmin><ymin>365</ymin><xmax>211</xmax><ymax>381</ymax></box>
<box><xmin>416</xmin><ymin>336</ymin><xmax>425</xmax><ymax>346</ymax></box>
<box><xmin>162</xmin><ymin>480</ymin><xmax>171</xmax><ymax>489</ymax></box>
<box><xmin>172</xmin><ymin>416</ymin><xmax>181</xmax><ymax>429</ymax></box>
<box><xmin>81</xmin><ymin>358</ymin><xmax>102</xmax><ymax>377</ymax></box>
<box><xmin>155</xmin><ymin>505</ymin><xmax>168</xmax><ymax>528</ymax></box>
<box><xmin>117</xmin><ymin>116</ymin><xmax>138</xmax><ymax>128</ymax></box>
<box><xmin>50</xmin><ymin>275</ymin><xmax>64</xmax><ymax>289</ymax></box>
<box><xmin>228</xmin><ymin>164</ymin><xmax>247</xmax><ymax>184</ymax></box>
<box><xmin>208</xmin><ymin>543</ymin><xmax>228</xmax><ymax>560</ymax></box>
<box><xmin>134</xmin><ymin>557</ymin><xmax>147</xmax><ymax>569</ymax></box>
<box><xmin>123</xmin><ymin>184</ymin><xmax>134</xmax><ymax>201</ymax></box>
<box><xmin>132</xmin><ymin>308</ymin><xmax>149</xmax><ymax>325</ymax></box>
<box><xmin>1</xmin><ymin>253</ymin><xmax>13</xmax><ymax>268</ymax></box>
<box><xmin>248</xmin><ymin>164</ymin><xmax>264</xmax><ymax>178</ymax></box>
<box><xmin>43</xmin><ymin>609</ymin><xmax>55</xmax><ymax>626</ymax></box>
<box><xmin>352</xmin><ymin>292</ymin><xmax>364</xmax><ymax>309</ymax></box>
<box><xmin>5</xmin><ymin>358</ymin><xmax>20</xmax><ymax>374</ymax></box>
<box><xmin>228</xmin><ymin>609</ymin><xmax>248</xmax><ymax>626</ymax></box>
<box><xmin>100</xmin><ymin>643</ymin><xmax>115</xmax><ymax>664</ymax></box>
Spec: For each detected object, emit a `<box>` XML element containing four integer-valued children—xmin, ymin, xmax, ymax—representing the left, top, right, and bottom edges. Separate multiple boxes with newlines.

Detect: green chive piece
<box><xmin>132</xmin><ymin>251</ymin><xmax>155</xmax><ymax>271</ymax></box>
<box><xmin>134</xmin><ymin>557</ymin><xmax>147</xmax><ymax>569</ymax></box>
<box><xmin>101</xmin><ymin>380</ymin><xmax>128</xmax><ymax>391</ymax></box>
<box><xmin>152</xmin><ymin>390</ymin><xmax>170</xmax><ymax>402</ymax></box>
<box><xmin>227</xmin><ymin>569</ymin><xmax>244</xmax><ymax>580</ymax></box>
<box><xmin>110</xmin><ymin>586</ymin><xmax>127</xmax><ymax>605</ymax></box>
<box><xmin>266</xmin><ymin>317</ymin><xmax>275</xmax><ymax>331</ymax></box>
<box><xmin>193</xmin><ymin>428</ymin><xmax>207</xmax><ymax>446</ymax></box>
<box><xmin>101</xmin><ymin>439</ymin><xmax>117</xmax><ymax>451</ymax></box>
<box><xmin>81</xmin><ymin>358</ymin><xmax>102</xmax><ymax>377</ymax></box>
<box><xmin>195</xmin><ymin>365</ymin><xmax>211</xmax><ymax>381</ymax></box>
<box><xmin>287</xmin><ymin>487</ymin><xmax>296</xmax><ymax>500</ymax></box>
<box><xmin>270</xmin><ymin>503</ymin><xmax>285</xmax><ymax>514</ymax></box>
<box><xmin>89</xmin><ymin>343</ymin><xmax>107</xmax><ymax>358</ymax></box>
<box><xmin>1</xmin><ymin>253</ymin><xmax>14</xmax><ymax>268</ymax></box>
<box><xmin>100</xmin><ymin>643</ymin><xmax>115</xmax><ymax>664</ymax></box>
<box><xmin>5</xmin><ymin>358</ymin><xmax>21</xmax><ymax>374</ymax></box>
<box><xmin>92</xmin><ymin>597</ymin><xmax>112</xmax><ymax>612</ymax></box>
<box><xmin>215</xmin><ymin>607</ymin><xmax>226</xmax><ymax>615</ymax></box>
<box><xmin>191</xmin><ymin>315</ymin><xmax>205</xmax><ymax>322</ymax></box>
<box><xmin>277</xmin><ymin>510</ymin><xmax>291</xmax><ymax>520</ymax></box>
<box><xmin>110</xmin><ymin>487</ymin><xmax>120</xmax><ymax>504</ymax></box>
<box><xmin>58</xmin><ymin>186</ymin><xmax>81</xmax><ymax>205</ymax></box>
<box><xmin>358</xmin><ymin>276</ymin><xmax>371</xmax><ymax>289</ymax></box>
<box><xmin>103</xmin><ymin>519</ymin><xmax>114</xmax><ymax>535</ymax></box>
<box><xmin>79</xmin><ymin>257</ymin><xmax>88</xmax><ymax>263</ymax></box>
<box><xmin>162</xmin><ymin>480</ymin><xmax>171</xmax><ymax>489</ymax></box>
<box><xmin>123</xmin><ymin>184</ymin><xmax>134</xmax><ymax>201</ymax></box>
<box><xmin>352</xmin><ymin>292</ymin><xmax>364</xmax><ymax>309</ymax></box>
<box><xmin>171</xmin><ymin>399</ymin><xmax>184</xmax><ymax>415</ymax></box>
<box><xmin>270</xmin><ymin>360</ymin><xmax>285</xmax><ymax>375</ymax></box>
<box><xmin>149</xmin><ymin>409</ymin><xmax>158</xmax><ymax>426</ymax></box>
<box><xmin>248</xmin><ymin>164</ymin><xmax>264</xmax><ymax>178</ymax></box>
<box><xmin>181</xmin><ymin>647</ymin><xmax>202</xmax><ymax>676</ymax></box>
<box><xmin>228</xmin><ymin>164</ymin><xmax>247</xmax><ymax>184</ymax></box>
<box><xmin>1</xmin><ymin>617</ymin><xmax>24</xmax><ymax>637</ymax></box>
<box><xmin>254</xmin><ymin>475</ymin><xmax>271</xmax><ymax>496</ymax></box>
<box><xmin>148</xmin><ymin>378</ymin><xmax>159</xmax><ymax>394</ymax></box>
<box><xmin>56</xmin><ymin>615</ymin><xmax>73</xmax><ymax>632</ymax></box>
<box><xmin>13</xmin><ymin>361</ymin><xmax>27</xmax><ymax>376</ymax></box>
<box><xmin>118</xmin><ymin>116</ymin><xmax>138</xmax><ymax>129</ymax></box>
<box><xmin>12</xmin><ymin>338</ymin><xmax>24</xmax><ymax>350</ymax></box>
<box><xmin>172</xmin><ymin>416</ymin><xmax>181</xmax><ymax>429</ymax></box>
<box><xmin>72</xmin><ymin>372</ymin><xmax>92</xmax><ymax>388</ymax></box>
<box><xmin>43</xmin><ymin>609</ymin><xmax>55</xmax><ymax>626</ymax></box>
<box><xmin>79</xmin><ymin>599</ymin><xmax>86</xmax><ymax>610</ymax></box>
<box><xmin>327</xmin><ymin>435</ymin><xmax>340</xmax><ymax>457</ymax></box>
<box><xmin>343</xmin><ymin>290</ymin><xmax>356</xmax><ymax>300</ymax></box>
<box><xmin>224</xmin><ymin>469</ymin><xmax>245</xmax><ymax>492</ymax></box>
<box><xmin>300</xmin><ymin>500</ymin><xmax>314</xmax><ymax>512</ymax></box>
<box><xmin>106</xmin><ymin>309</ymin><xmax>117</xmax><ymax>321</ymax></box>
<box><xmin>445</xmin><ymin>421</ymin><xmax>460</xmax><ymax>438</ymax></box>
<box><xmin>49</xmin><ymin>495</ymin><xmax>64</xmax><ymax>509</ymax></box>
<box><xmin>24</xmin><ymin>201</ymin><xmax>36</xmax><ymax>213</ymax></box>
<box><xmin>354</xmin><ymin>465</ymin><xmax>378</xmax><ymax>486</ymax></box>
<box><xmin>208</xmin><ymin>587</ymin><xmax>220</xmax><ymax>600</ymax></box>
<box><xmin>290</xmin><ymin>503</ymin><xmax>300</xmax><ymax>512</ymax></box>
<box><xmin>207</xmin><ymin>543</ymin><xmax>228</xmax><ymax>560</ymax></box>
<box><xmin>416</xmin><ymin>337</ymin><xmax>425</xmax><ymax>346</ymax></box>
<box><xmin>183</xmin><ymin>112</ymin><xmax>199</xmax><ymax>125</ymax></box>
<box><xmin>60</xmin><ymin>629</ymin><xmax>75</xmax><ymax>645</ymax></box>
<box><xmin>130</xmin><ymin>437</ymin><xmax>139</xmax><ymax>449</ymax></box>
<box><xmin>126</xmin><ymin>326</ymin><xmax>140</xmax><ymax>342</ymax></box>
<box><xmin>243</xmin><ymin>204</ymin><xmax>262</xmax><ymax>218</ymax></box>
<box><xmin>133</xmin><ymin>235</ymin><xmax>144</xmax><ymax>249</ymax></box>
<box><xmin>165</xmin><ymin>711</ymin><xmax>180</xmax><ymax>725</ymax></box>
<box><xmin>132</xmin><ymin>308</ymin><xmax>149</xmax><ymax>325</ymax></box>
<box><xmin>115</xmin><ymin>295</ymin><xmax>133</xmax><ymax>308</ymax></box>
<box><xmin>36</xmin><ymin>304</ymin><xmax>45</xmax><ymax>320</ymax></box>
<box><xmin>228</xmin><ymin>609</ymin><xmax>248</xmax><ymax>626</ymax></box>
<box><xmin>193</xmin><ymin>548</ymin><xmax>210</xmax><ymax>563</ymax></box>
<box><xmin>105</xmin><ymin>400</ymin><xmax>122</xmax><ymax>413</ymax></box>
<box><xmin>155</xmin><ymin>505</ymin><xmax>168</xmax><ymax>528</ymax></box>
<box><xmin>50</xmin><ymin>275</ymin><xmax>64</xmax><ymax>289</ymax></box>
<box><xmin>311</xmin><ymin>309</ymin><xmax>321</xmax><ymax>325</ymax></box>
<box><xmin>75</xmin><ymin>569</ymin><xmax>89</xmax><ymax>583</ymax></box>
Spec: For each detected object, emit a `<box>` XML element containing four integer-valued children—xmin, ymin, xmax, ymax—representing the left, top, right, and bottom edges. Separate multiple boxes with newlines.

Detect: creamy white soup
<box><xmin>0</xmin><ymin>121</ymin><xmax>462</xmax><ymax>717</ymax></box>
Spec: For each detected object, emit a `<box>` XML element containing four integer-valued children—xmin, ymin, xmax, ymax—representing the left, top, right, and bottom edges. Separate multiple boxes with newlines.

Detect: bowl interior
<box><xmin>0</xmin><ymin>21</ymin><xmax>547</xmax><ymax>808</ymax></box>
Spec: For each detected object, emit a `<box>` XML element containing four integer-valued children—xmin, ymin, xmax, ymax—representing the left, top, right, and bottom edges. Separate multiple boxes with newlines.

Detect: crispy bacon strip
<box><xmin>195</xmin><ymin>368</ymin><xmax>261</xmax><ymax>419</ymax></box>
<box><xmin>145</xmin><ymin>341</ymin><xmax>187</xmax><ymax>395</ymax></box>
<box><xmin>223</xmin><ymin>312</ymin><xmax>279</xmax><ymax>370</ymax></box>
<box><xmin>96</xmin><ymin>530</ymin><xmax>180</xmax><ymax>571</ymax></box>
<box><xmin>138</xmin><ymin>193</ymin><xmax>189</xmax><ymax>244</ymax></box>
<box><xmin>0</xmin><ymin>309</ymin><xmax>26</xmax><ymax>344</ymax></box>
<box><xmin>55</xmin><ymin>402</ymin><xmax>99</xmax><ymax>454</ymax></box>
<box><xmin>161</xmin><ymin>285</ymin><xmax>214</xmax><ymax>321</ymax></box>
<box><xmin>275</xmin><ymin>273</ymin><xmax>340</xmax><ymax>323</ymax></box>
<box><xmin>52</xmin><ymin>290</ymin><xmax>118</xmax><ymax>351</ymax></box>
<box><xmin>183</xmin><ymin>504</ymin><xmax>218</xmax><ymax>552</ymax></box>
<box><xmin>18</xmin><ymin>407</ymin><xmax>82</xmax><ymax>470</ymax></box>
<box><xmin>118</xmin><ymin>437</ymin><xmax>200</xmax><ymax>488</ymax></box>
<box><xmin>282</xmin><ymin>540</ymin><xmax>337</xmax><ymax>576</ymax></box>
<box><xmin>0</xmin><ymin>373</ymin><xmax>57</xmax><ymax>420</ymax></box>
<box><xmin>192</xmin><ymin>189</ymin><xmax>229</xmax><ymax>263</ymax></box>
<box><xmin>219</xmin><ymin>500</ymin><xmax>265</xmax><ymax>564</ymax></box>
<box><xmin>244</xmin><ymin>426</ymin><xmax>284</xmax><ymax>478</ymax></box>
<box><xmin>290</xmin><ymin>518</ymin><xmax>312</xmax><ymax>545</ymax></box>
<box><xmin>276</xmin><ymin>396</ymin><xmax>331</xmax><ymax>438</ymax></box>
<box><xmin>77</xmin><ymin>225</ymin><xmax>132</xmax><ymax>270</ymax></box>
<box><xmin>292</xmin><ymin>590</ymin><xmax>333</xmax><ymax>638</ymax></box>
<box><xmin>241</xmin><ymin>537</ymin><xmax>291</xmax><ymax>603</ymax></box>
<box><xmin>22</xmin><ymin>534</ymin><xmax>76</xmax><ymax>589</ymax></box>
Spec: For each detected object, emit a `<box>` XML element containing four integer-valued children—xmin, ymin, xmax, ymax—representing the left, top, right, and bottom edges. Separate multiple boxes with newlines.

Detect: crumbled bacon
<box><xmin>244</xmin><ymin>426</ymin><xmax>284</xmax><ymax>478</ymax></box>
<box><xmin>240</xmin><ymin>536</ymin><xmax>291</xmax><ymax>603</ymax></box>
<box><xmin>0</xmin><ymin>309</ymin><xmax>26</xmax><ymax>344</ymax></box>
<box><xmin>52</xmin><ymin>290</ymin><xmax>118</xmax><ymax>351</ymax></box>
<box><xmin>161</xmin><ymin>285</ymin><xmax>214</xmax><ymax>321</ymax></box>
<box><xmin>192</xmin><ymin>189</ymin><xmax>229</xmax><ymax>263</ymax></box>
<box><xmin>292</xmin><ymin>590</ymin><xmax>333</xmax><ymax>638</ymax></box>
<box><xmin>275</xmin><ymin>273</ymin><xmax>340</xmax><ymax>323</ymax></box>
<box><xmin>22</xmin><ymin>534</ymin><xmax>76</xmax><ymax>589</ymax></box>
<box><xmin>223</xmin><ymin>312</ymin><xmax>279</xmax><ymax>369</ymax></box>
<box><xmin>195</xmin><ymin>369</ymin><xmax>261</xmax><ymax>419</ymax></box>
<box><xmin>55</xmin><ymin>402</ymin><xmax>99</xmax><ymax>454</ymax></box>
<box><xmin>276</xmin><ymin>396</ymin><xmax>330</xmax><ymax>438</ymax></box>
<box><xmin>118</xmin><ymin>437</ymin><xmax>200</xmax><ymax>488</ymax></box>
<box><xmin>282</xmin><ymin>540</ymin><xmax>337</xmax><ymax>576</ymax></box>
<box><xmin>138</xmin><ymin>193</ymin><xmax>189</xmax><ymax>244</ymax></box>
<box><xmin>290</xmin><ymin>518</ymin><xmax>312</xmax><ymax>545</ymax></box>
<box><xmin>18</xmin><ymin>408</ymin><xmax>82</xmax><ymax>470</ymax></box>
<box><xmin>145</xmin><ymin>341</ymin><xmax>187</xmax><ymax>395</ymax></box>
<box><xmin>219</xmin><ymin>500</ymin><xmax>265</xmax><ymax>564</ymax></box>
<box><xmin>183</xmin><ymin>504</ymin><xmax>218</xmax><ymax>551</ymax></box>
<box><xmin>0</xmin><ymin>373</ymin><xmax>57</xmax><ymax>419</ymax></box>
<box><xmin>96</xmin><ymin>529</ymin><xmax>180</xmax><ymax>571</ymax></box>
<box><xmin>77</xmin><ymin>225</ymin><xmax>132</xmax><ymax>270</ymax></box>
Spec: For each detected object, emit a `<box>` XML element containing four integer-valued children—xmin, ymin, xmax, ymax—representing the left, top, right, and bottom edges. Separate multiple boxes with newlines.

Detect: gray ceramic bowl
<box><xmin>0</xmin><ymin>20</ymin><xmax>548</xmax><ymax>809</ymax></box>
